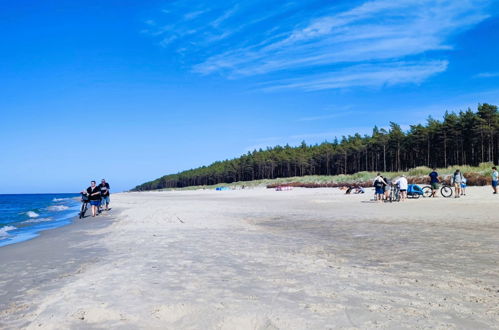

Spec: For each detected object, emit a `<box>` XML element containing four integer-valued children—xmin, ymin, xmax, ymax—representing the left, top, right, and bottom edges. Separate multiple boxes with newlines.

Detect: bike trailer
<box><xmin>407</xmin><ymin>184</ymin><xmax>423</xmax><ymax>196</ymax></box>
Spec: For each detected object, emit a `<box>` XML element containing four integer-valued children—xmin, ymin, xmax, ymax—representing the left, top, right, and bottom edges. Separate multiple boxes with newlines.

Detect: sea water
<box><xmin>0</xmin><ymin>194</ymin><xmax>80</xmax><ymax>247</ymax></box>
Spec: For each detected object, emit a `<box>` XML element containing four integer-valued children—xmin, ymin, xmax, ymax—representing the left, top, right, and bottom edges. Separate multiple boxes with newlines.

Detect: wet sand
<box><xmin>1</xmin><ymin>187</ymin><xmax>498</xmax><ymax>329</ymax></box>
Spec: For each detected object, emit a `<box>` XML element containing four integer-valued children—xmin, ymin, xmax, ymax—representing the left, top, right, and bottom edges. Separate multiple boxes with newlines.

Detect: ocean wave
<box><xmin>0</xmin><ymin>226</ymin><xmax>17</xmax><ymax>237</ymax></box>
<box><xmin>47</xmin><ymin>205</ymin><xmax>70</xmax><ymax>211</ymax></box>
<box><xmin>25</xmin><ymin>217</ymin><xmax>53</xmax><ymax>224</ymax></box>
<box><xmin>53</xmin><ymin>198</ymin><xmax>70</xmax><ymax>202</ymax></box>
<box><xmin>26</xmin><ymin>211</ymin><xmax>40</xmax><ymax>218</ymax></box>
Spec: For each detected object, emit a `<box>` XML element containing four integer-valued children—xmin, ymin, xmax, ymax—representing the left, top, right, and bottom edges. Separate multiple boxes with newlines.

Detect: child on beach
<box><xmin>492</xmin><ymin>167</ymin><xmax>498</xmax><ymax>194</ymax></box>
<box><xmin>461</xmin><ymin>176</ymin><xmax>467</xmax><ymax>196</ymax></box>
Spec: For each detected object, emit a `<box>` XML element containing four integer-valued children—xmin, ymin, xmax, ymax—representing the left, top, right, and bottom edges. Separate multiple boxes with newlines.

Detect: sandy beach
<box><xmin>1</xmin><ymin>187</ymin><xmax>498</xmax><ymax>329</ymax></box>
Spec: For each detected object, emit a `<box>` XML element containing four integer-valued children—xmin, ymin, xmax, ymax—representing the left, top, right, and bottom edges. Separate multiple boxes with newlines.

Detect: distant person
<box><xmin>383</xmin><ymin>177</ymin><xmax>392</xmax><ymax>200</ymax></box>
<box><xmin>452</xmin><ymin>169</ymin><xmax>463</xmax><ymax>198</ymax></box>
<box><xmin>86</xmin><ymin>181</ymin><xmax>101</xmax><ymax>217</ymax></box>
<box><xmin>461</xmin><ymin>176</ymin><xmax>467</xmax><ymax>196</ymax></box>
<box><xmin>373</xmin><ymin>173</ymin><xmax>387</xmax><ymax>202</ymax></box>
<box><xmin>99</xmin><ymin>179</ymin><xmax>111</xmax><ymax>211</ymax></box>
<box><xmin>429</xmin><ymin>168</ymin><xmax>439</xmax><ymax>197</ymax></box>
<box><xmin>492</xmin><ymin>167</ymin><xmax>498</xmax><ymax>194</ymax></box>
<box><xmin>395</xmin><ymin>175</ymin><xmax>408</xmax><ymax>201</ymax></box>
<box><xmin>355</xmin><ymin>186</ymin><xmax>365</xmax><ymax>194</ymax></box>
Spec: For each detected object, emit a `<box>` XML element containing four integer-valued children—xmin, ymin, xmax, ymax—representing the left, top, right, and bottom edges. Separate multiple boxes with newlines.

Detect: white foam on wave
<box><xmin>53</xmin><ymin>198</ymin><xmax>70</xmax><ymax>202</ymax></box>
<box><xmin>0</xmin><ymin>226</ymin><xmax>17</xmax><ymax>237</ymax></box>
<box><xmin>25</xmin><ymin>217</ymin><xmax>53</xmax><ymax>224</ymax></box>
<box><xmin>26</xmin><ymin>211</ymin><xmax>40</xmax><ymax>218</ymax></box>
<box><xmin>47</xmin><ymin>205</ymin><xmax>69</xmax><ymax>211</ymax></box>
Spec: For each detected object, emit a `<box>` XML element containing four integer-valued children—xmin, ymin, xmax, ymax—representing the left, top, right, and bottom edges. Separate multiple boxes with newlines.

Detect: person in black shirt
<box><xmin>86</xmin><ymin>181</ymin><xmax>101</xmax><ymax>217</ymax></box>
<box><xmin>99</xmin><ymin>179</ymin><xmax>111</xmax><ymax>211</ymax></box>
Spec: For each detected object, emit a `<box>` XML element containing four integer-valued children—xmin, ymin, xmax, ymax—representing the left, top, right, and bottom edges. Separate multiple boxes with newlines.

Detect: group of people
<box><xmin>429</xmin><ymin>168</ymin><xmax>467</xmax><ymax>198</ymax></box>
<box><xmin>373</xmin><ymin>166</ymin><xmax>499</xmax><ymax>201</ymax></box>
<box><xmin>82</xmin><ymin>179</ymin><xmax>111</xmax><ymax>217</ymax></box>
<box><xmin>373</xmin><ymin>173</ymin><xmax>408</xmax><ymax>202</ymax></box>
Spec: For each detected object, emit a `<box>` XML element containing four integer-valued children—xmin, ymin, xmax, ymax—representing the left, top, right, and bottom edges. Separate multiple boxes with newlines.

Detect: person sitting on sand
<box><xmin>394</xmin><ymin>175</ymin><xmax>408</xmax><ymax>201</ymax></box>
<box><xmin>373</xmin><ymin>173</ymin><xmax>387</xmax><ymax>202</ymax></box>
<box><xmin>429</xmin><ymin>168</ymin><xmax>439</xmax><ymax>197</ymax></box>
<box><xmin>452</xmin><ymin>169</ymin><xmax>463</xmax><ymax>198</ymax></box>
<box><xmin>355</xmin><ymin>186</ymin><xmax>365</xmax><ymax>194</ymax></box>
<box><xmin>86</xmin><ymin>181</ymin><xmax>102</xmax><ymax>217</ymax></box>
<box><xmin>492</xmin><ymin>167</ymin><xmax>498</xmax><ymax>194</ymax></box>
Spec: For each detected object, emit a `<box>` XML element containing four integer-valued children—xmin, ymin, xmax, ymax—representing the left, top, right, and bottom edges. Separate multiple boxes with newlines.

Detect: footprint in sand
<box><xmin>151</xmin><ymin>304</ymin><xmax>193</xmax><ymax>323</ymax></box>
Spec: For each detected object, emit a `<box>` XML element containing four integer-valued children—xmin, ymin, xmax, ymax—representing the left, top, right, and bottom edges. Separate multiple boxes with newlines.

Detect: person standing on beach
<box><xmin>373</xmin><ymin>173</ymin><xmax>387</xmax><ymax>202</ymax></box>
<box><xmin>99</xmin><ymin>179</ymin><xmax>111</xmax><ymax>211</ymax></box>
<box><xmin>395</xmin><ymin>175</ymin><xmax>408</xmax><ymax>201</ymax></box>
<box><xmin>86</xmin><ymin>181</ymin><xmax>101</xmax><ymax>217</ymax></box>
<box><xmin>383</xmin><ymin>177</ymin><xmax>392</xmax><ymax>200</ymax></box>
<box><xmin>492</xmin><ymin>167</ymin><xmax>498</xmax><ymax>194</ymax></box>
<box><xmin>452</xmin><ymin>169</ymin><xmax>463</xmax><ymax>198</ymax></box>
<box><xmin>461</xmin><ymin>176</ymin><xmax>467</xmax><ymax>196</ymax></box>
<box><xmin>429</xmin><ymin>168</ymin><xmax>439</xmax><ymax>197</ymax></box>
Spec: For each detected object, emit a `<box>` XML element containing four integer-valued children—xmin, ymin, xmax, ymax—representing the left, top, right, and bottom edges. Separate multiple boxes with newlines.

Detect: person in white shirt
<box><xmin>395</xmin><ymin>175</ymin><xmax>408</xmax><ymax>201</ymax></box>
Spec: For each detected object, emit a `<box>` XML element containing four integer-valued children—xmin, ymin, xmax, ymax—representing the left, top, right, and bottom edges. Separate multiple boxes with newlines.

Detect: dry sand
<box><xmin>1</xmin><ymin>187</ymin><xmax>498</xmax><ymax>329</ymax></box>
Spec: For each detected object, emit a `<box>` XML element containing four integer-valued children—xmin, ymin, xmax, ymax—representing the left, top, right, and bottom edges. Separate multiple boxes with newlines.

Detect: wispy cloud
<box><xmin>144</xmin><ymin>0</ymin><xmax>492</xmax><ymax>91</ymax></box>
<box><xmin>263</xmin><ymin>61</ymin><xmax>448</xmax><ymax>91</ymax></box>
<box><xmin>474</xmin><ymin>72</ymin><xmax>499</xmax><ymax>78</ymax></box>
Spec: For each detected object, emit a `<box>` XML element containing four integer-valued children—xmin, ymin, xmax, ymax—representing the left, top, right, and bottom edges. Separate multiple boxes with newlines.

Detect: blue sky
<box><xmin>1</xmin><ymin>0</ymin><xmax>499</xmax><ymax>193</ymax></box>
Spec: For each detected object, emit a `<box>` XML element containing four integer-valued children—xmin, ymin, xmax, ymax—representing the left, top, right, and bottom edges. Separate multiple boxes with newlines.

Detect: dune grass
<box><xmin>152</xmin><ymin>162</ymin><xmax>496</xmax><ymax>191</ymax></box>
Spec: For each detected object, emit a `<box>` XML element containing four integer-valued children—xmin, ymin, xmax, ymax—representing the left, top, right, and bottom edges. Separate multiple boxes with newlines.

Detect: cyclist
<box><xmin>428</xmin><ymin>168</ymin><xmax>439</xmax><ymax>197</ymax></box>
<box><xmin>452</xmin><ymin>169</ymin><xmax>463</xmax><ymax>198</ymax></box>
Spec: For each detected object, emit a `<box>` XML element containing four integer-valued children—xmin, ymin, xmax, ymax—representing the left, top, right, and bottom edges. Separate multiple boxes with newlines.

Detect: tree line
<box><xmin>133</xmin><ymin>103</ymin><xmax>499</xmax><ymax>191</ymax></box>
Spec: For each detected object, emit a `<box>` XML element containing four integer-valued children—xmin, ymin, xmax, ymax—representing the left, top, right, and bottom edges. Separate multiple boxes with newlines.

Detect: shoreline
<box><xmin>0</xmin><ymin>211</ymin><xmax>115</xmax><ymax>328</ymax></box>
<box><xmin>1</xmin><ymin>188</ymin><xmax>498</xmax><ymax>329</ymax></box>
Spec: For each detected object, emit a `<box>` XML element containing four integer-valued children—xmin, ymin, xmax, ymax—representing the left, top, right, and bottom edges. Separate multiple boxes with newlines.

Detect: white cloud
<box><xmin>145</xmin><ymin>0</ymin><xmax>492</xmax><ymax>91</ymax></box>
<box><xmin>263</xmin><ymin>61</ymin><xmax>448</xmax><ymax>91</ymax></box>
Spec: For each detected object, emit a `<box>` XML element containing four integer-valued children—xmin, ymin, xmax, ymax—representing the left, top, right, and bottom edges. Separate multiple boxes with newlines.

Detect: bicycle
<box><xmin>422</xmin><ymin>182</ymin><xmax>453</xmax><ymax>198</ymax></box>
<box><xmin>79</xmin><ymin>193</ymin><xmax>89</xmax><ymax>219</ymax></box>
<box><xmin>387</xmin><ymin>184</ymin><xmax>400</xmax><ymax>202</ymax></box>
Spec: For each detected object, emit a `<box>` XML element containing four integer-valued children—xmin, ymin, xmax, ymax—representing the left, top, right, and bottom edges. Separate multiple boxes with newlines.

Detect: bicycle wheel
<box><xmin>422</xmin><ymin>186</ymin><xmax>432</xmax><ymax>198</ymax></box>
<box><xmin>79</xmin><ymin>203</ymin><xmax>87</xmax><ymax>218</ymax></box>
<box><xmin>441</xmin><ymin>186</ymin><xmax>453</xmax><ymax>198</ymax></box>
<box><xmin>394</xmin><ymin>189</ymin><xmax>400</xmax><ymax>202</ymax></box>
